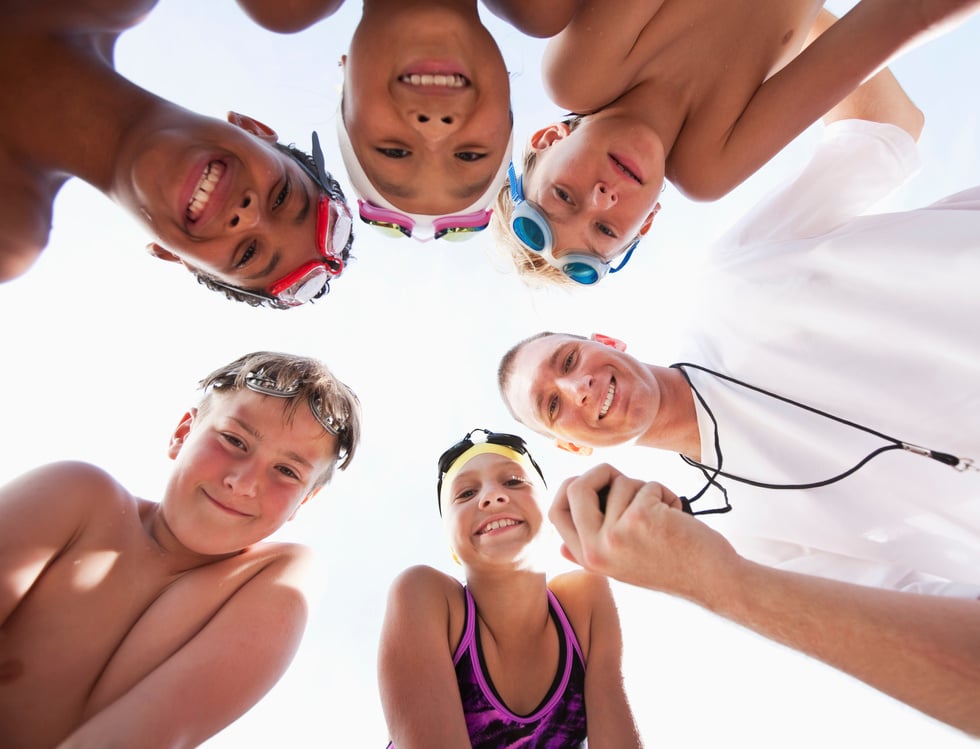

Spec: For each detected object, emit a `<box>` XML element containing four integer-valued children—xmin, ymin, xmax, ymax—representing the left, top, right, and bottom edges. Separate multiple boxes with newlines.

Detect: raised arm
<box><xmin>677</xmin><ymin>0</ymin><xmax>977</xmax><ymax>199</ymax></box>
<box><xmin>551</xmin><ymin>571</ymin><xmax>643</xmax><ymax>749</ymax></box>
<box><xmin>550</xmin><ymin>464</ymin><xmax>980</xmax><ymax>737</ymax></box>
<box><xmin>57</xmin><ymin>546</ymin><xmax>314</xmax><ymax>749</ymax></box>
<box><xmin>234</xmin><ymin>0</ymin><xmax>345</xmax><ymax>33</ymax></box>
<box><xmin>377</xmin><ymin>566</ymin><xmax>472</xmax><ymax>749</ymax></box>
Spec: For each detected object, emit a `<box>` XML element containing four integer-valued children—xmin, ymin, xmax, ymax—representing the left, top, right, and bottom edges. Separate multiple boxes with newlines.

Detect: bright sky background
<box><xmin>1</xmin><ymin>1</ymin><xmax>978</xmax><ymax>746</ymax></box>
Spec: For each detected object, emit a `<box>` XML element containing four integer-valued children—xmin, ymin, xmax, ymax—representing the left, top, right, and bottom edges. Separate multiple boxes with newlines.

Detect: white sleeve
<box><xmin>716</xmin><ymin>120</ymin><xmax>922</xmax><ymax>248</ymax></box>
<box><xmin>730</xmin><ymin>535</ymin><xmax>980</xmax><ymax>599</ymax></box>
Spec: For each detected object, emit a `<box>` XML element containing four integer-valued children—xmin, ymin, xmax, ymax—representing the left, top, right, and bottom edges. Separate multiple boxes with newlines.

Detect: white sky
<box><xmin>1</xmin><ymin>1</ymin><xmax>978</xmax><ymax>746</ymax></box>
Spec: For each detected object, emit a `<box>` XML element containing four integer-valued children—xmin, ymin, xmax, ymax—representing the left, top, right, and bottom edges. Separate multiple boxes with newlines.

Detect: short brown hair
<box><xmin>198</xmin><ymin>351</ymin><xmax>362</xmax><ymax>489</ymax></box>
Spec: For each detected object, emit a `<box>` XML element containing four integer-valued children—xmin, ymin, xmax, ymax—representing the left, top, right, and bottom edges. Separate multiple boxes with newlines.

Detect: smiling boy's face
<box><xmin>161</xmin><ymin>388</ymin><xmax>338</xmax><ymax>556</ymax></box>
<box><xmin>117</xmin><ymin>112</ymin><xmax>336</xmax><ymax>295</ymax></box>
<box><xmin>340</xmin><ymin>3</ymin><xmax>512</xmax><ymax>216</ymax></box>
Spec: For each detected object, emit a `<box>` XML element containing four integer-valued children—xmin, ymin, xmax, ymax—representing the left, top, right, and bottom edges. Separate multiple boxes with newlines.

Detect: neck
<box><xmin>464</xmin><ymin>567</ymin><xmax>550</xmax><ymax>636</ymax></box>
<box><xmin>635</xmin><ymin>364</ymin><xmax>701</xmax><ymax>460</ymax></box>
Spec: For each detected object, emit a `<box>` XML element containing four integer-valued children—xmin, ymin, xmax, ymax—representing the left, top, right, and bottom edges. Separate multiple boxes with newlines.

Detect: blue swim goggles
<box><xmin>508</xmin><ymin>163</ymin><xmax>638</xmax><ymax>285</ymax></box>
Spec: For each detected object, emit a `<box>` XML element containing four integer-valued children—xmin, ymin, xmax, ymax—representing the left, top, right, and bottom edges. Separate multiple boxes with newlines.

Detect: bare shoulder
<box><xmin>480</xmin><ymin>0</ymin><xmax>582</xmax><ymax>38</ymax></box>
<box><xmin>388</xmin><ymin>564</ymin><xmax>462</xmax><ymax>605</ymax></box>
<box><xmin>543</xmin><ymin>0</ymin><xmax>667</xmax><ymax>112</ymax></box>
<box><xmin>2</xmin><ymin>0</ymin><xmax>160</xmax><ymax>33</ymax></box>
<box><xmin>2</xmin><ymin>460</ymin><xmax>131</xmax><ymax>514</ymax></box>
<box><xmin>233</xmin><ymin>0</ymin><xmax>345</xmax><ymax>33</ymax></box>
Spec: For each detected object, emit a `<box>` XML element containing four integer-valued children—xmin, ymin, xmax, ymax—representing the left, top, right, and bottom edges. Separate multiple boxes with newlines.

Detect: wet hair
<box><xmin>490</xmin><ymin>115</ymin><xmax>644</xmax><ymax>289</ymax></box>
<box><xmin>496</xmin><ymin>331</ymin><xmax>586</xmax><ymax>423</ymax></box>
<box><xmin>197</xmin><ymin>350</ymin><xmax>362</xmax><ymax>489</ymax></box>
<box><xmin>192</xmin><ymin>142</ymin><xmax>355</xmax><ymax>309</ymax></box>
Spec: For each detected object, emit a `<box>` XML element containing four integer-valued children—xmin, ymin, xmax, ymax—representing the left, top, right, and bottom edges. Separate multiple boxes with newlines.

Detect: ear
<box><xmin>146</xmin><ymin>242</ymin><xmax>182</xmax><ymax>264</ymax></box>
<box><xmin>590</xmin><ymin>333</ymin><xmax>627</xmax><ymax>352</ymax></box>
<box><xmin>555</xmin><ymin>439</ymin><xmax>593</xmax><ymax>456</ymax></box>
<box><xmin>638</xmin><ymin>202</ymin><xmax>661</xmax><ymax>236</ymax></box>
<box><xmin>226</xmin><ymin>112</ymin><xmax>278</xmax><ymax>144</ymax></box>
<box><xmin>168</xmin><ymin>409</ymin><xmax>197</xmax><ymax>460</ymax></box>
<box><xmin>529</xmin><ymin>122</ymin><xmax>571</xmax><ymax>152</ymax></box>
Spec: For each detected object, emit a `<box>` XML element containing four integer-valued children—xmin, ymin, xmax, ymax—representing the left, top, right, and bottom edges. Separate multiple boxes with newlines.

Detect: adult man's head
<box><xmin>115</xmin><ymin>113</ymin><xmax>354</xmax><ymax>309</ymax></box>
<box><xmin>498</xmin><ymin>331</ymin><xmax>666</xmax><ymax>450</ymax></box>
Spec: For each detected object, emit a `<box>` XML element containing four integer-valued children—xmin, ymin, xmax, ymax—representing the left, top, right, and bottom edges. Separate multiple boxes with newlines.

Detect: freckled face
<box><xmin>162</xmin><ymin>389</ymin><xmax>338</xmax><ymax>555</ymax></box>
<box><xmin>505</xmin><ymin>335</ymin><xmax>663</xmax><ymax>448</ymax></box>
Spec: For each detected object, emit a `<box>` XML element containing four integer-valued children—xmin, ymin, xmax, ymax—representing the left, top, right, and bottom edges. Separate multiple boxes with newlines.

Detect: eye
<box><xmin>222</xmin><ymin>433</ymin><xmax>246</xmax><ymax>450</ymax></box>
<box><xmin>555</xmin><ymin>187</ymin><xmax>572</xmax><ymax>203</ymax></box>
<box><xmin>562</xmin><ymin>349</ymin><xmax>576</xmax><ymax>373</ymax></box>
<box><xmin>455</xmin><ymin>152</ymin><xmax>486</xmax><ymax>162</ymax></box>
<box><xmin>596</xmin><ymin>222</ymin><xmax>616</xmax><ymax>238</ymax></box>
<box><xmin>504</xmin><ymin>476</ymin><xmax>530</xmax><ymax>488</ymax></box>
<box><xmin>377</xmin><ymin>148</ymin><xmax>410</xmax><ymax>159</ymax></box>
<box><xmin>547</xmin><ymin>394</ymin><xmax>559</xmax><ymax>421</ymax></box>
<box><xmin>276</xmin><ymin>465</ymin><xmax>301</xmax><ymax>481</ymax></box>
<box><xmin>273</xmin><ymin>178</ymin><xmax>290</xmax><ymax>209</ymax></box>
<box><xmin>454</xmin><ymin>488</ymin><xmax>477</xmax><ymax>502</ymax></box>
<box><xmin>236</xmin><ymin>241</ymin><xmax>256</xmax><ymax>269</ymax></box>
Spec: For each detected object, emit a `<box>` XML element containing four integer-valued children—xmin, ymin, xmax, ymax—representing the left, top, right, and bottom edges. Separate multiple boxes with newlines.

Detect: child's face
<box><xmin>441</xmin><ymin>453</ymin><xmax>545</xmax><ymax>569</ymax></box>
<box><xmin>162</xmin><ymin>388</ymin><xmax>338</xmax><ymax>555</ymax></box>
<box><xmin>342</xmin><ymin>4</ymin><xmax>511</xmax><ymax>215</ymax></box>
<box><xmin>117</xmin><ymin>113</ymin><xmax>333</xmax><ymax>294</ymax></box>
<box><xmin>524</xmin><ymin>115</ymin><xmax>665</xmax><ymax>262</ymax></box>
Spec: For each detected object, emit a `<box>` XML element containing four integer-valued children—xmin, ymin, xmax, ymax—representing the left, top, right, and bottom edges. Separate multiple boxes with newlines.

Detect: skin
<box><xmin>503</xmin><ymin>333</ymin><xmax>701</xmax><ymax>457</ymax></box>
<box><xmin>0</xmin><ymin>0</ymin><xmax>328</xmax><ymax>291</ymax></box>
<box><xmin>0</xmin><ymin>389</ymin><xmax>338</xmax><ymax>748</ymax></box>
<box><xmin>551</xmin><ymin>464</ymin><xmax>980</xmax><ymax>737</ymax></box>
<box><xmin>378</xmin><ymin>452</ymin><xmax>641</xmax><ymax>748</ymax></box>
<box><xmin>522</xmin><ymin>0</ymin><xmax>977</xmax><ymax>262</ymax></box>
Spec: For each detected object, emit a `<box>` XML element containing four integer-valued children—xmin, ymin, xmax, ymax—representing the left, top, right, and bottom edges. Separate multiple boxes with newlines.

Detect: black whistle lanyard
<box><xmin>670</xmin><ymin>362</ymin><xmax>977</xmax><ymax>517</ymax></box>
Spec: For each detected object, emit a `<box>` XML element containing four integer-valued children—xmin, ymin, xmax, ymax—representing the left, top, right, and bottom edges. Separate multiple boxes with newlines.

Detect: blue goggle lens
<box><xmin>513</xmin><ymin>216</ymin><xmax>546</xmax><ymax>251</ymax></box>
<box><xmin>562</xmin><ymin>262</ymin><xmax>600</xmax><ymax>285</ymax></box>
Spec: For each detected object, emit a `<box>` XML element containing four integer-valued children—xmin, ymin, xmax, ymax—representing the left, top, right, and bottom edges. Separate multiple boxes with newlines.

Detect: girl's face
<box><xmin>524</xmin><ymin>114</ymin><xmax>665</xmax><ymax>262</ymax></box>
<box><xmin>342</xmin><ymin>3</ymin><xmax>512</xmax><ymax>216</ymax></box>
<box><xmin>441</xmin><ymin>452</ymin><xmax>545</xmax><ymax>569</ymax></box>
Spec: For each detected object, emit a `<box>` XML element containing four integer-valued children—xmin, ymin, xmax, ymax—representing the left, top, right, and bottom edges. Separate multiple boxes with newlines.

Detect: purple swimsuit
<box><xmin>387</xmin><ymin>586</ymin><xmax>587</xmax><ymax>748</ymax></box>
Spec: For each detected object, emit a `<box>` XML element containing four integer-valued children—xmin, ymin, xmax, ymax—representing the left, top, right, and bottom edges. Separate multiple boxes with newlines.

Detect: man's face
<box><xmin>120</xmin><ymin>113</ymin><xmax>332</xmax><ymax>293</ymax></box>
<box><xmin>162</xmin><ymin>388</ymin><xmax>338</xmax><ymax>556</ymax></box>
<box><xmin>504</xmin><ymin>334</ymin><xmax>663</xmax><ymax>448</ymax></box>
<box><xmin>342</xmin><ymin>4</ymin><xmax>511</xmax><ymax>215</ymax></box>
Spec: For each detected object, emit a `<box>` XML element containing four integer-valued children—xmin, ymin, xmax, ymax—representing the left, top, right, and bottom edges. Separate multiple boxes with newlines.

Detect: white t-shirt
<box><xmin>677</xmin><ymin>120</ymin><xmax>980</xmax><ymax>597</ymax></box>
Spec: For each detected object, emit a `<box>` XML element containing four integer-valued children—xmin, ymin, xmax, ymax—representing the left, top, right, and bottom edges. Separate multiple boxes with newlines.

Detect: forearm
<box><xmin>705</xmin><ymin>559</ymin><xmax>980</xmax><ymax>735</ymax></box>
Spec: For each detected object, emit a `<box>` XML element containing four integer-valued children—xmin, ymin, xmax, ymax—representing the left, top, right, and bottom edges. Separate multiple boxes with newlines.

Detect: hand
<box><xmin>549</xmin><ymin>463</ymin><xmax>739</xmax><ymax>600</ymax></box>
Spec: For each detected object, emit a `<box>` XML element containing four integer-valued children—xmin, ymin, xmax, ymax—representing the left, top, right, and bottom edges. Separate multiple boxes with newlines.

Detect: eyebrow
<box><xmin>230</xmin><ymin>416</ymin><xmax>315</xmax><ymax>470</ymax></box>
<box><xmin>243</xmin><ymin>250</ymin><xmax>282</xmax><ymax>282</ymax></box>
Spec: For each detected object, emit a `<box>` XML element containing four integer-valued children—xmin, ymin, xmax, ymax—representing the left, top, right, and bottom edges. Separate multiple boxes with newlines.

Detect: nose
<box><xmin>409</xmin><ymin>109</ymin><xmax>462</xmax><ymax>142</ymax></box>
<box><xmin>558</xmin><ymin>373</ymin><xmax>593</xmax><ymax>406</ymax></box>
<box><xmin>478</xmin><ymin>484</ymin><xmax>511</xmax><ymax>510</ymax></box>
<box><xmin>227</xmin><ymin>190</ymin><xmax>261</xmax><ymax>231</ymax></box>
<box><xmin>224</xmin><ymin>460</ymin><xmax>260</xmax><ymax>497</ymax></box>
<box><xmin>592</xmin><ymin>182</ymin><xmax>617</xmax><ymax>209</ymax></box>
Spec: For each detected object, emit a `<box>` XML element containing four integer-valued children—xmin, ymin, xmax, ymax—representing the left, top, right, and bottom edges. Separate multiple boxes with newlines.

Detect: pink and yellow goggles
<box><xmin>356</xmin><ymin>200</ymin><xmax>490</xmax><ymax>242</ymax></box>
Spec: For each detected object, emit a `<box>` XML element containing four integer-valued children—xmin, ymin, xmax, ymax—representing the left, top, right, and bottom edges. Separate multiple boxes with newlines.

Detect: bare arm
<box><xmin>808</xmin><ymin>9</ymin><xmax>924</xmax><ymax>136</ymax></box>
<box><xmin>0</xmin><ymin>462</ymin><xmax>107</xmax><ymax>624</ymax></box>
<box><xmin>377</xmin><ymin>566</ymin><xmax>472</xmax><ymax>748</ymax></box>
<box><xmin>550</xmin><ymin>464</ymin><xmax>980</xmax><ymax>737</ymax></box>
<box><xmin>677</xmin><ymin>0</ymin><xmax>976</xmax><ymax>199</ymax></box>
<box><xmin>552</xmin><ymin>572</ymin><xmax>643</xmax><ymax>749</ymax></box>
<box><xmin>234</xmin><ymin>0</ymin><xmax>345</xmax><ymax>33</ymax></box>
<box><xmin>480</xmin><ymin>0</ymin><xmax>583</xmax><ymax>38</ymax></box>
<box><xmin>56</xmin><ymin>547</ymin><xmax>313</xmax><ymax>749</ymax></box>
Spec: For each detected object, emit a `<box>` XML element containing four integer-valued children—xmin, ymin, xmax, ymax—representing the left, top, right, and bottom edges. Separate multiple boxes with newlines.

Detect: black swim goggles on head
<box><xmin>436</xmin><ymin>428</ymin><xmax>546</xmax><ymax>512</ymax></box>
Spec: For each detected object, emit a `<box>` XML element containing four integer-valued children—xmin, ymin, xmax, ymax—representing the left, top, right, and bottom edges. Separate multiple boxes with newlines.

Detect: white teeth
<box><xmin>399</xmin><ymin>73</ymin><xmax>468</xmax><ymax>88</ymax></box>
<box><xmin>599</xmin><ymin>380</ymin><xmax>616</xmax><ymax>418</ymax></box>
<box><xmin>186</xmin><ymin>161</ymin><xmax>225</xmax><ymax>221</ymax></box>
<box><xmin>482</xmin><ymin>518</ymin><xmax>519</xmax><ymax>533</ymax></box>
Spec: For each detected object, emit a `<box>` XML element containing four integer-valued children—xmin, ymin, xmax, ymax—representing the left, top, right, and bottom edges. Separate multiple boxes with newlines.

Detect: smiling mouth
<box><xmin>186</xmin><ymin>161</ymin><xmax>225</xmax><ymax>222</ymax></box>
<box><xmin>398</xmin><ymin>73</ymin><xmax>470</xmax><ymax>88</ymax></box>
<box><xmin>598</xmin><ymin>379</ymin><xmax>616</xmax><ymax>419</ymax></box>
<box><xmin>611</xmin><ymin>156</ymin><xmax>642</xmax><ymax>185</ymax></box>
<box><xmin>477</xmin><ymin>518</ymin><xmax>522</xmax><ymax>535</ymax></box>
